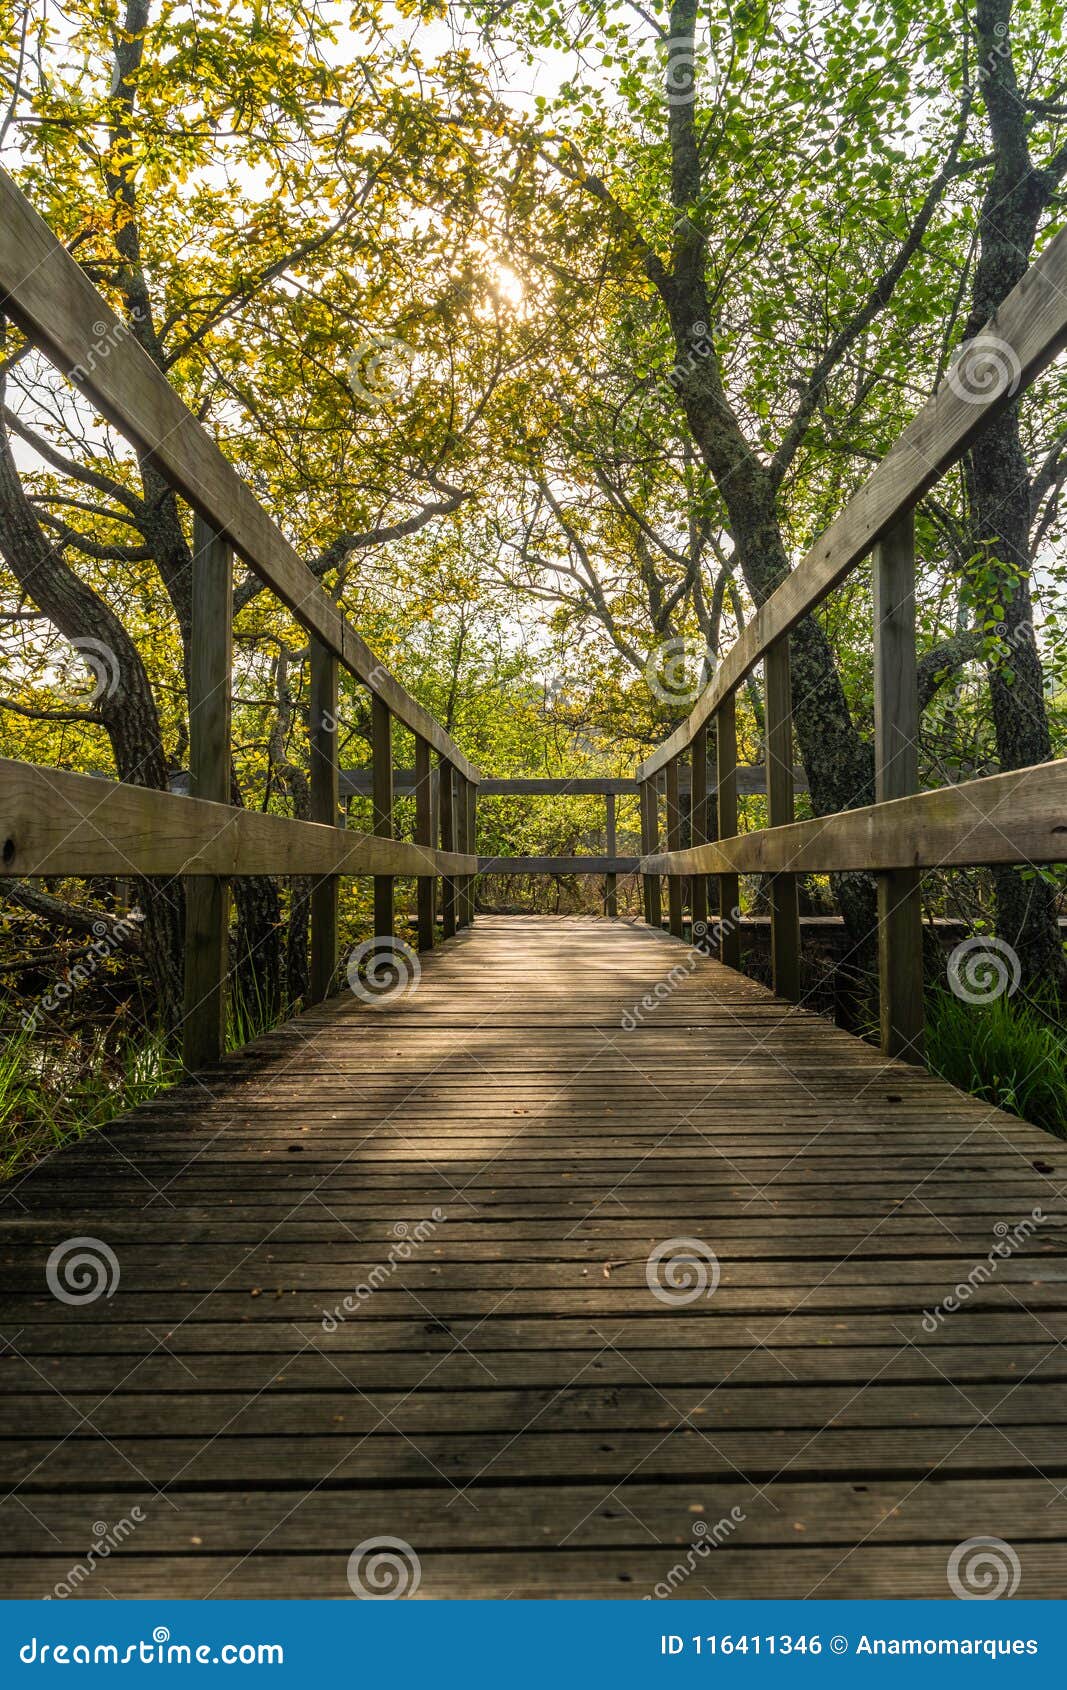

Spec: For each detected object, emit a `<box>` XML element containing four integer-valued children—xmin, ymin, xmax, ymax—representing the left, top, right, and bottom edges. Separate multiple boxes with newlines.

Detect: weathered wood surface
<box><xmin>0</xmin><ymin>167</ymin><xmax>478</xmax><ymax>783</ymax></box>
<box><xmin>341</xmin><ymin>768</ymin><xmax>805</xmax><ymax>797</ymax></box>
<box><xmin>0</xmin><ymin>758</ymin><xmax>477</xmax><ymax>878</ymax></box>
<box><xmin>635</xmin><ymin>224</ymin><xmax>1067</xmax><ymax>780</ymax></box>
<box><xmin>642</xmin><ymin>755</ymin><xmax>1067</xmax><ymax>875</ymax></box>
<box><xmin>1</xmin><ymin>917</ymin><xmax>1063</xmax><ymax>1599</ymax></box>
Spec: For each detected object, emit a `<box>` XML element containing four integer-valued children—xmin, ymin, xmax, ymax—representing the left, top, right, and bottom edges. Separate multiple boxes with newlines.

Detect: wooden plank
<box><xmin>715</xmin><ymin>692</ymin><xmax>742</xmax><ymax>968</ymax></box>
<box><xmin>636</xmin><ymin>222</ymin><xmax>1067</xmax><ymax>780</ymax></box>
<box><xmin>665</xmin><ymin>755</ymin><xmax>684</xmax><ymax>937</ymax></box>
<box><xmin>440</xmin><ymin>760</ymin><xmax>457</xmax><ymax>939</ymax></box>
<box><xmin>464</xmin><ymin>777</ymin><xmax>477</xmax><ymax>926</ymax></box>
<box><xmin>874</xmin><ymin>511</ymin><xmax>924</xmax><ymax>1062</ymax></box>
<box><xmin>604</xmin><ymin>791</ymin><xmax>618</xmax><ymax>917</ymax></box>
<box><xmin>478</xmin><ymin>856</ymin><xmax>640</xmax><ymax>874</ymax></box>
<box><xmin>0</xmin><ymin>758</ymin><xmax>475</xmax><ymax>878</ymax></box>
<box><xmin>765</xmin><ymin>641</ymin><xmax>800</xmax><ymax>999</ymax></box>
<box><xmin>690</xmin><ymin>721</ymin><xmax>709</xmax><ymax>937</ymax></box>
<box><xmin>0</xmin><ymin>168</ymin><xmax>478</xmax><ymax>784</ymax></box>
<box><xmin>308</xmin><ymin>639</ymin><xmax>340</xmax><ymax>1003</ymax></box>
<box><xmin>639</xmin><ymin>777</ymin><xmax>662</xmax><ymax>928</ymax></box>
<box><xmin>640</xmin><ymin>755</ymin><xmax>1067</xmax><ymax>874</ymax></box>
<box><xmin>371</xmin><ymin>693</ymin><xmax>394</xmax><ymax>943</ymax></box>
<box><xmin>340</xmin><ymin>770</ymin><xmax>805</xmax><ymax>797</ymax></box>
<box><xmin>415</xmin><ymin>735</ymin><xmax>435</xmax><ymax>950</ymax></box>
<box><xmin>181</xmin><ymin>516</ymin><xmax>232</xmax><ymax>1071</ymax></box>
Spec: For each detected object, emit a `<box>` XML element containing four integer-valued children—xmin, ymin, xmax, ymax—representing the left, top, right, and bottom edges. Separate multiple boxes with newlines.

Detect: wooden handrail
<box><xmin>636</xmin><ymin>226</ymin><xmax>1067</xmax><ymax>783</ymax></box>
<box><xmin>635</xmin><ymin>226</ymin><xmax>1067</xmax><ymax>1062</ymax></box>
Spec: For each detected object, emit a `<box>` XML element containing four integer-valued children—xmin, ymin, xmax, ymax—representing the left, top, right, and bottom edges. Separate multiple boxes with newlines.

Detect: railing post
<box><xmin>456</xmin><ymin>773</ymin><xmax>474</xmax><ymax>928</ymax></box>
<box><xmin>639</xmin><ymin>777</ymin><xmax>662</xmax><ymax>930</ymax></box>
<box><xmin>715</xmin><ymin>692</ymin><xmax>741</xmax><ymax>969</ymax></box>
<box><xmin>440</xmin><ymin>759</ymin><xmax>457</xmax><ymax>938</ymax></box>
<box><xmin>766</xmin><ymin>640</ymin><xmax>801</xmax><ymax>1000</ymax></box>
<box><xmin>465</xmin><ymin>777</ymin><xmax>477</xmax><ymax>927</ymax></box>
<box><xmin>415</xmin><ymin>732</ymin><xmax>435</xmax><ymax>951</ymax></box>
<box><xmin>371</xmin><ymin>693</ymin><xmax>394</xmax><ymax>944</ymax></box>
<box><xmin>183</xmin><ymin>515</ymin><xmax>232</xmax><ymax>1070</ymax></box>
<box><xmin>308</xmin><ymin>639</ymin><xmax>340</xmax><ymax>1002</ymax></box>
<box><xmin>874</xmin><ymin>509</ymin><xmax>925</xmax><ymax>1062</ymax></box>
<box><xmin>690</xmin><ymin>722</ymin><xmax>709</xmax><ymax>945</ymax></box>
<box><xmin>604</xmin><ymin>792</ymin><xmax>618</xmax><ymax>918</ymax></box>
<box><xmin>665</xmin><ymin>755</ymin><xmax>684</xmax><ymax>938</ymax></box>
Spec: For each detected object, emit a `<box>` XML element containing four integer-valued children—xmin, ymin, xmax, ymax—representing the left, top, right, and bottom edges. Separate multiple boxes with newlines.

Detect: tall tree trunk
<box><xmin>962</xmin><ymin>0</ymin><xmax>1064</xmax><ymax>983</ymax></box>
<box><xmin>0</xmin><ymin>381</ymin><xmax>184</xmax><ymax>1026</ymax></box>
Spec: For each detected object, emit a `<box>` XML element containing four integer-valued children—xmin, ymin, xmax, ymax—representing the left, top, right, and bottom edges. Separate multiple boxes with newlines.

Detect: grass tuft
<box><xmin>926</xmin><ymin>986</ymin><xmax>1067</xmax><ymax>1141</ymax></box>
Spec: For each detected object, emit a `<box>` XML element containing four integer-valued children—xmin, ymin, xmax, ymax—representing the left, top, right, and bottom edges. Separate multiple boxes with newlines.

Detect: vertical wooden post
<box><xmin>604</xmin><ymin>791</ymin><xmax>618</xmax><ymax>918</ymax></box>
<box><xmin>640</xmin><ymin>777</ymin><xmax>662</xmax><ymax>930</ymax></box>
<box><xmin>715</xmin><ymin>693</ymin><xmax>741</xmax><ymax>969</ymax></box>
<box><xmin>690</xmin><ymin>722</ymin><xmax>709</xmax><ymax>944</ymax></box>
<box><xmin>308</xmin><ymin>640</ymin><xmax>340</xmax><ymax>1003</ymax></box>
<box><xmin>766</xmin><ymin>640</ymin><xmax>801</xmax><ymax>1001</ymax></box>
<box><xmin>440</xmin><ymin>759</ymin><xmax>457</xmax><ymax>939</ymax></box>
<box><xmin>371</xmin><ymin>693</ymin><xmax>394</xmax><ymax>943</ymax></box>
<box><xmin>874</xmin><ymin>510</ymin><xmax>925</xmax><ymax>1062</ymax></box>
<box><xmin>455</xmin><ymin>774</ymin><xmax>474</xmax><ymax>929</ymax></box>
<box><xmin>465</xmin><ymin>778</ymin><xmax>477</xmax><ymax>928</ymax></box>
<box><xmin>183</xmin><ymin>516</ymin><xmax>232</xmax><ymax>1070</ymax></box>
<box><xmin>665</xmin><ymin>756</ymin><xmax>684</xmax><ymax>938</ymax></box>
<box><xmin>414</xmin><ymin>733</ymin><xmax>435</xmax><ymax>951</ymax></box>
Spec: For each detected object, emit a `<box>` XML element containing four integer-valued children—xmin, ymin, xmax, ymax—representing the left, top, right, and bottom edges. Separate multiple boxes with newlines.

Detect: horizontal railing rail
<box><xmin>0</xmin><ymin>169</ymin><xmax>480</xmax><ymax>1068</ymax></box>
<box><xmin>634</xmin><ymin>231</ymin><xmax>1067</xmax><ymax>1063</ymax></box>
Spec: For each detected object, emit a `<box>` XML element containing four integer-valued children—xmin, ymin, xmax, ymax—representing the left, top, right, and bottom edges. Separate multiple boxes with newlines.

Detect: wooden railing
<box><xmin>636</xmin><ymin>230</ymin><xmax>1067</xmax><ymax>1064</ymax></box>
<box><xmin>0</xmin><ymin>168</ymin><xmax>479</xmax><ymax>1069</ymax></box>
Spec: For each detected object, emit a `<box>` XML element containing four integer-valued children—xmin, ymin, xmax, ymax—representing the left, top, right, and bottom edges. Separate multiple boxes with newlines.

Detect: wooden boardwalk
<box><xmin>1</xmin><ymin>916</ymin><xmax>1065</xmax><ymax>1599</ymax></box>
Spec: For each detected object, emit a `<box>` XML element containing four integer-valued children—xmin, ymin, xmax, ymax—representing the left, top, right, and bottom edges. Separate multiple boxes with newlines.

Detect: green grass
<box><xmin>926</xmin><ymin>986</ymin><xmax>1067</xmax><ymax>1141</ymax></box>
<box><xmin>0</xmin><ymin>1011</ymin><xmax>180</xmax><ymax>1179</ymax></box>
